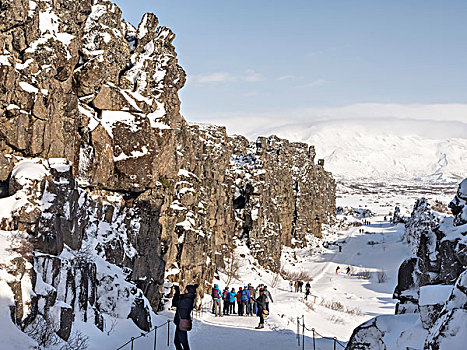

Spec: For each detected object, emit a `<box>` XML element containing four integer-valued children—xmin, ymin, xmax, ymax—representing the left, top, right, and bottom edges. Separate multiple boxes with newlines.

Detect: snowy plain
<box><xmin>81</xmin><ymin>184</ymin><xmax>454</xmax><ymax>349</ymax></box>
<box><xmin>0</xmin><ymin>164</ymin><xmax>456</xmax><ymax>349</ymax></box>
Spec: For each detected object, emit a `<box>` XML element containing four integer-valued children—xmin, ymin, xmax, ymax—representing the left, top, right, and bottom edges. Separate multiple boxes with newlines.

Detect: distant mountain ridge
<box><xmin>259</xmin><ymin>119</ymin><xmax>467</xmax><ymax>183</ymax></box>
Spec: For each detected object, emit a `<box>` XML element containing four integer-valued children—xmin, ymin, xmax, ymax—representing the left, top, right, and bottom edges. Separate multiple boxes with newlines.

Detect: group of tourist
<box><xmin>289</xmin><ymin>280</ymin><xmax>312</xmax><ymax>299</ymax></box>
<box><xmin>211</xmin><ymin>283</ymin><xmax>273</xmax><ymax>320</ymax></box>
<box><xmin>289</xmin><ymin>280</ymin><xmax>306</xmax><ymax>293</ymax></box>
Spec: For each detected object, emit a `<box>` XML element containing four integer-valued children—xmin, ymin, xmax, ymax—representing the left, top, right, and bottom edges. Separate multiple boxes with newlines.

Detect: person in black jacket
<box><xmin>172</xmin><ymin>284</ymin><xmax>198</xmax><ymax>350</ymax></box>
<box><xmin>253</xmin><ymin>289</ymin><xmax>268</xmax><ymax>329</ymax></box>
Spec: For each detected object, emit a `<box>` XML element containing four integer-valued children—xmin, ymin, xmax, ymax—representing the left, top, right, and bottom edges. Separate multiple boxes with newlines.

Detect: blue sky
<box><xmin>114</xmin><ymin>0</ymin><xmax>467</xmax><ymax>129</ymax></box>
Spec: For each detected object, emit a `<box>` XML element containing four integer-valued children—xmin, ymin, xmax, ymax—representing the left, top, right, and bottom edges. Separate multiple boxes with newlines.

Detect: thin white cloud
<box><xmin>307</xmin><ymin>50</ymin><xmax>323</xmax><ymax>57</ymax></box>
<box><xmin>189</xmin><ymin>69</ymin><xmax>265</xmax><ymax>85</ymax></box>
<box><xmin>278</xmin><ymin>75</ymin><xmax>295</xmax><ymax>81</ymax></box>
<box><xmin>189</xmin><ymin>72</ymin><xmax>236</xmax><ymax>85</ymax></box>
<box><xmin>297</xmin><ymin>79</ymin><xmax>326</xmax><ymax>88</ymax></box>
<box><xmin>244</xmin><ymin>69</ymin><xmax>264</xmax><ymax>82</ymax></box>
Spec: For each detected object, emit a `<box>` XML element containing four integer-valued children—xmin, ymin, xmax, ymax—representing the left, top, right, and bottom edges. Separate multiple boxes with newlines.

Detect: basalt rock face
<box><xmin>0</xmin><ymin>0</ymin><xmax>335</xmax><ymax>340</ymax></box>
<box><xmin>229</xmin><ymin>135</ymin><xmax>335</xmax><ymax>271</ymax></box>
<box><xmin>346</xmin><ymin>179</ymin><xmax>467</xmax><ymax>350</ymax></box>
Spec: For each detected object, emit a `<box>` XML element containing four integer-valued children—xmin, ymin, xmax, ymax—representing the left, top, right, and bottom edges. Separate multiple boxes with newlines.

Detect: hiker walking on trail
<box><xmin>253</xmin><ymin>289</ymin><xmax>268</xmax><ymax>329</ymax></box>
<box><xmin>172</xmin><ymin>284</ymin><xmax>198</xmax><ymax>350</ymax></box>
<box><xmin>304</xmin><ymin>282</ymin><xmax>311</xmax><ymax>300</ymax></box>
<box><xmin>263</xmin><ymin>285</ymin><xmax>273</xmax><ymax>311</ymax></box>
<box><xmin>336</xmin><ymin>266</ymin><xmax>340</xmax><ymax>274</ymax></box>
<box><xmin>294</xmin><ymin>280</ymin><xmax>299</xmax><ymax>293</ymax></box>
<box><xmin>289</xmin><ymin>281</ymin><xmax>293</xmax><ymax>292</ymax></box>
<box><xmin>305</xmin><ymin>288</ymin><xmax>311</xmax><ymax>300</ymax></box>
<box><xmin>298</xmin><ymin>280</ymin><xmax>303</xmax><ymax>292</ymax></box>
<box><xmin>223</xmin><ymin>287</ymin><xmax>230</xmax><ymax>315</ymax></box>
<box><xmin>211</xmin><ymin>284</ymin><xmax>222</xmax><ymax>316</ymax></box>
<box><xmin>230</xmin><ymin>288</ymin><xmax>236</xmax><ymax>314</ymax></box>
<box><xmin>248</xmin><ymin>283</ymin><xmax>256</xmax><ymax>316</ymax></box>
<box><xmin>346</xmin><ymin>266</ymin><xmax>351</xmax><ymax>275</ymax></box>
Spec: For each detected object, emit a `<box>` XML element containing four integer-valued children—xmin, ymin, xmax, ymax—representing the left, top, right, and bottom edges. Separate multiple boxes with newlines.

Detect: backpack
<box><xmin>241</xmin><ymin>289</ymin><xmax>249</xmax><ymax>301</ymax></box>
<box><xmin>212</xmin><ymin>288</ymin><xmax>220</xmax><ymax>299</ymax></box>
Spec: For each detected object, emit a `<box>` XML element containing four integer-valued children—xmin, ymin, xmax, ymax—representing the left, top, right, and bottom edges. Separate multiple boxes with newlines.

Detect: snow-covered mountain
<box><xmin>254</xmin><ymin>118</ymin><xmax>467</xmax><ymax>184</ymax></box>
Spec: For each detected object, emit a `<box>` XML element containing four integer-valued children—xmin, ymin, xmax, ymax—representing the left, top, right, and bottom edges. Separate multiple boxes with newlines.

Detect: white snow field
<box><xmin>217</xmin><ymin>118</ymin><xmax>467</xmax><ymax>184</ymax></box>
<box><xmin>0</xmin><ymin>182</ymin><xmax>454</xmax><ymax>349</ymax></box>
<box><xmin>82</xmin><ymin>186</ymin><xmax>452</xmax><ymax>350</ymax></box>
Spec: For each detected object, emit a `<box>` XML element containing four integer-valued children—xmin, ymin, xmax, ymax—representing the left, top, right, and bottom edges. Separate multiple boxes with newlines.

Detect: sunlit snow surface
<box><xmin>0</xmin><ymin>180</ymin><xmax>457</xmax><ymax>349</ymax></box>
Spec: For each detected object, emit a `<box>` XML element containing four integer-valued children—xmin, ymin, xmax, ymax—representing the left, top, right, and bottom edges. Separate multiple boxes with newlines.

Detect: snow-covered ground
<box><xmin>0</xmin><ymin>182</ymin><xmax>455</xmax><ymax>349</ymax></box>
<box><xmin>212</xmin><ymin>118</ymin><xmax>467</xmax><ymax>184</ymax></box>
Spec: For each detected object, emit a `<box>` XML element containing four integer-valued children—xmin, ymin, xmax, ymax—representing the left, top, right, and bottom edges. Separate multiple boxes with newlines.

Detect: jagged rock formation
<box><xmin>346</xmin><ymin>179</ymin><xmax>467</xmax><ymax>349</ymax></box>
<box><xmin>0</xmin><ymin>0</ymin><xmax>336</xmax><ymax>342</ymax></box>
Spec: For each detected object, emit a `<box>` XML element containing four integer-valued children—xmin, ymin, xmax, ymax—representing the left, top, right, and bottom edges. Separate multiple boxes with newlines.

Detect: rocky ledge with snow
<box><xmin>0</xmin><ymin>0</ymin><xmax>335</xmax><ymax>345</ymax></box>
<box><xmin>346</xmin><ymin>179</ymin><xmax>467</xmax><ymax>349</ymax></box>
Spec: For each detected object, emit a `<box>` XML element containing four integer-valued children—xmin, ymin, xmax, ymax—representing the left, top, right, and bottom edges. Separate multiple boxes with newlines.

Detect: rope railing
<box><xmin>115</xmin><ymin>320</ymin><xmax>171</xmax><ymax>350</ymax></box>
<box><xmin>296</xmin><ymin>315</ymin><xmax>346</xmax><ymax>350</ymax></box>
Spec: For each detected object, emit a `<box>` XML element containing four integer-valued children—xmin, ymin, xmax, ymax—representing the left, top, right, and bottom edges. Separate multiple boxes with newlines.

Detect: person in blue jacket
<box><xmin>241</xmin><ymin>286</ymin><xmax>251</xmax><ymax>316</ymax></box>
<box><xmin>229</xmin><ymin>288</ymin><xmax>237</xmax><ymax>314</ymax></box>
<box><xmin>211</xmin><ymin>284</ymin><xmax>222</xmax><ymax>316</ymax></box>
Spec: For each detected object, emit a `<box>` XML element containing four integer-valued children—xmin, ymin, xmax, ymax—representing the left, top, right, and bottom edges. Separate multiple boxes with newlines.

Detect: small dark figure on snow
<box><xmin>172</xmin><ymin>284</ymin><xmax>198</xmax><ymax>350</ymax></box>
<box><xmin>304</xmin><ymin>282</ymin><xmax>311</xmax><ymax>300</ymax></box>
<box><xmin>346</xmin><ymin>266</ymin><xmax>351</xmax><ymax>275</ymax></box>
<box><xmin>336</xmin><ymin>266</ymin><xmax>340</xmax><ymax>274</ymax></box>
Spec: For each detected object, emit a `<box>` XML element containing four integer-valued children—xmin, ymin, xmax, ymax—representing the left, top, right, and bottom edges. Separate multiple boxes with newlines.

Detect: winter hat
<box><xmin>186</xmin><ymin>284</ymin><xmax>198</xmax><ymax>294</ymax></box>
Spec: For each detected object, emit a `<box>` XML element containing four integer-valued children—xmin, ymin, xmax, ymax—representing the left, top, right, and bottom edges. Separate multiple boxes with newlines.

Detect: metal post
<box><xmin>130</xmin><ymin>337</ymin><xmax>134</xmax><ymax>350</ymax></box>
<box><xmin>297</xmin><ymin>317</ymin><xmax>300</xmax><ymax>347</ymax></box>
<box><xmin>153</xmin><ymin>327</ymin><xmax>157</xmax><ymax>350</ymax></box>
<box><xmin>302</xmin><ymin>316</ymin><xmax>305</xmax><ymax>350</ymax></box>
<box><xmin>333</xmin><ymin>337</ymin><xmax>337</xmax><ymax>350</ymax></box>
<box><xmin>167</xmin><ymin>321</ymin><xmax>170</xmax><ymax>347</ymax></box>
<box><xmin>312</xmin><ymin>328</ymin><xmax>316</xmax><ymax>350</ymax></box>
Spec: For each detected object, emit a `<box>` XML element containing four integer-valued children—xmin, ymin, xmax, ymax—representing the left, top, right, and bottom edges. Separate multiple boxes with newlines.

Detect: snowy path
<box><xmin>41</xmin><ymin>192</ymin><xmax>420</xmax><ymax>350</ymax></box>
<box><xmin>181</xmin><ymin>213</ymin><xmax>411</xmax><ymax>349</ymax></box>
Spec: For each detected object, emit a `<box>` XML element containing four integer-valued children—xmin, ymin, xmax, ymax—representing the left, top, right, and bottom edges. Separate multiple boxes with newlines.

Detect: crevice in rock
<box><xmin>118</xmin><ymin>61</ymin><xmax>133</xmax><ymax>86</ymax></box>
<box><xmin>0</xmin><ymin>175</ymin><xmax>9</xmax><ymax>198</ymax></box>
<box><xmin>291</xmin><ymin>181</ymin><xmax>299</xmax><ymax>238</ymax></box>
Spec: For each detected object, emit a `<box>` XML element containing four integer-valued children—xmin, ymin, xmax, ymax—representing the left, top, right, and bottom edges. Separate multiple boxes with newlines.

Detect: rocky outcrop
<box><xmin>425</xmin><ymin>270</ymin><xmax>467</xmax><ymax>349</ymax></box>
<box><xmin>346</xmin><ymin>179</ymin><xmax>467</xmax><ymax>349</ymax></box>
<box><xmin>0</xmin><ymin>0</ymin><xmax>336</xmax><ymax>341</ymax></box>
